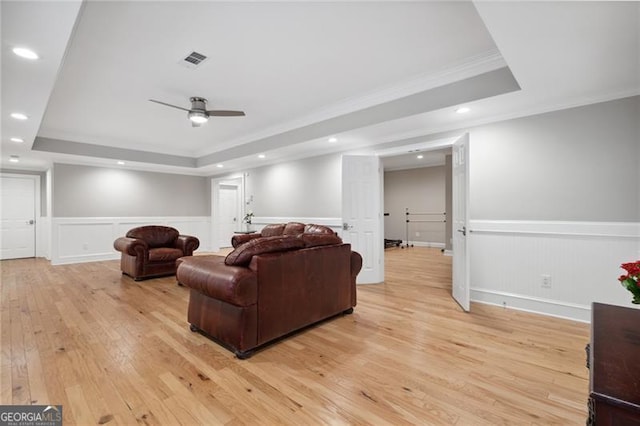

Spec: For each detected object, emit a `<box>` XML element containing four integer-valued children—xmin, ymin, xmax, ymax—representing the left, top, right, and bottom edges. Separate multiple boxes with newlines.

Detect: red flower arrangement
<box><xmin>619</xmin><ymin>260</ymin><xmax>640</xmax><ymax>304</ymax></box>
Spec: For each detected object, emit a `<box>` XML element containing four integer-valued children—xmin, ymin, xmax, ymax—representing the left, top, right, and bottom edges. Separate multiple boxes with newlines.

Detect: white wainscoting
<box><xmin>468</xmin><ymin>220</ymin><xmax>640</xmax><ymax>322</ymax></box>
<box><xmin>51</xmin><ymin>216</ymin><xmax>211</xmax><ymax>265</ymax></box>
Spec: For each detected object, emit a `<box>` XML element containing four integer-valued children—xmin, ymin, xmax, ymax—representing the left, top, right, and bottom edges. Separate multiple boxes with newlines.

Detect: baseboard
<box><xmin>401</xmin><ymin>241</ymin><xmax>445</xmax><ymax>249</ymax></box>
<box><xmin>471</xmin><ymin>288</ymin><xmax>591</xmax><ymax>323</ymax></box>
<box><xmin>54</xmin><ymin>253</ymin><xmax>120</xmax><ymax>265</ymax></box>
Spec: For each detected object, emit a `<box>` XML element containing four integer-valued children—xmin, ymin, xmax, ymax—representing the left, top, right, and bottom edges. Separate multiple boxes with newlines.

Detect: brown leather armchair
<box><xmin>177</xmin><ymin>223</ymin><xmax>362</xmax><ymax>358</ymax></box>
<box><xmin>114</xmin><ymin>225</ymin><xmax>199</xmax><ymax>281</ymax></box>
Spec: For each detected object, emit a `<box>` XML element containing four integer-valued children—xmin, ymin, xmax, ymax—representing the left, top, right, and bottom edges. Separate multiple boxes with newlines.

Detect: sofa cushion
<box><xmin>127</xmin><ymin>226</ymin><xmax>179</xmax><ymax>248</ymax></box>
<box><xmin>299</xmin><ymin>233</ymin><xmax>343</xmax><ymax>248</ymax></box>
<box><xmin>304</xmin><ymin>224</ymin><xmax>336</xmax><ymax>235</ymax></box>
<box><xmin>149</xmin><ymin>247</ymin><xmax>183</xmax><ymax>262</ymax></box>
<box><xmin>225</xmin><ymin>235</ymin><xmax>305</xmax><ymax>266</ymax></box>
<box><xmin>283</xmin><ymin>222</ymin><xmax>305</xmax><ymax>236</ymax></box>
<box><xmin>260</xmin><ymin>224</ymin><xmax>286</xmax><ymax>237</ymax></box>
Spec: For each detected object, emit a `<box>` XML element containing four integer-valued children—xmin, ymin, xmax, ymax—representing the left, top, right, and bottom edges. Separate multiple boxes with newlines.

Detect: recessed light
<box><xmin>258</xmin><ymin>154</ymin><xmax>266</xmax><ymax>159</ymax></box>
<box><xmin>10</xmin><ymin>112</ymin><xmax>28</xmax><ymax>120</ymax></box>
<box><xmin>12</xmin><ymin>47</ymin><xmax>39</xmax><ymax>60</ymax></box>
<box><xmin>10</xmin><ymin>137</ymin><xmax>24</xmax><ymax>143</ymax></box>
<box><xmin>9</xmin><ymin>155</ymin><xmax>19</xmax><ymax>163</ymax></box>
<box><xmin>328</xmin><ymin>137</ymin><xmax>338</xmax><ymax>143</ymax></box>
<box><xmin>417</xmin><ymin>155</ymin><xmax>424</xmax><ymax>159</ymax></box>
<box><xmin>216</xmin><ymin>164</ymin><xmax>224</xmax><ymax>168</ymax></box>
<box><xmin>455</xmin><ymin>107</ymin><xmax>470</xmax><ymax>114</ymax></box>
<box><xmin>117</xmin><ymin>161</ymin><xmax>125</xmax><ymax>166</ymax></box>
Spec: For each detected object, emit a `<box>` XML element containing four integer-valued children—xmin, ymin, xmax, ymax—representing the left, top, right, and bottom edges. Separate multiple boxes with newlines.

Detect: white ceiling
<box><xmin>2</xmin><ymin>1</ymin><xmax>638</xmax><ymax>175</ymax></box>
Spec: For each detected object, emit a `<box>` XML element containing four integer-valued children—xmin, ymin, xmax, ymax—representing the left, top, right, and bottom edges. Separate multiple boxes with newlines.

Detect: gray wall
<box><xmin>384</xmin><ymin>166</ymin><xmax>446</xmax><ymax>243</ymax></box>
<box><xmin>244</xmin><ymin>153</ymin><xmax>342</xmax><ymax>218</ymax></box>
<box><xmin>470</xmin><ymin>95</ymin><xmax>639</xmax><ymax>222</ymax></box>
<box><xmin>52</xmin><ymin>163</ymin><xmax>209</xmax><ymax>217</ymax></box>
<box><xmin>0</xmin><ymin>168</ymin><xmax>48</xmax><ymax>216</ymax></box>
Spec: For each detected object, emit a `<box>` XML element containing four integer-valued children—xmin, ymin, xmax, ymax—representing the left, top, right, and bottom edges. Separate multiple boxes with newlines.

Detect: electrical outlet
<box><xmin>415</xmin><ymin>231</ymin><xmax>420</xmax><ymax>237</ymax></box>
<box><xmin>82</xmin><ymin>243</ymin><xmax>89</xmax><ymax>251</ymax></box>
<box><xmin>541</xmin><ymin>274</ymin><xmax>552</xmax><ymax>289</ymax></box>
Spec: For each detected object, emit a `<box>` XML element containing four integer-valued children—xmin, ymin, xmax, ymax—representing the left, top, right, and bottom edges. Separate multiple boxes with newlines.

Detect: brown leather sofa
<box><xmin>114</xmin><ymin>225</ymin><xmax>199</xmax><ymax>281</ymax></box>
<box><xmin>177</xmin><ymin>222</ymin><xmax>362</xmax><ymax>358</ymax></box>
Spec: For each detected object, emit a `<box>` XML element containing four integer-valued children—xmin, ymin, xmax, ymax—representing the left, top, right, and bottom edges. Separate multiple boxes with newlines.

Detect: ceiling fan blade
<box><xmin>207</xmin><ymin>110</ymin><xmax>245</xmax><ymax>117</ymax></box>
<box><xmin>149</xmin><ymin>99</ymin><xmax>191</xmax><ymax>112</ymax></box>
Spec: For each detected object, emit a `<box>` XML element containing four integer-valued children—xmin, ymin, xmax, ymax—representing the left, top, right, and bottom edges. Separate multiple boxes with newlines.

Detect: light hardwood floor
<box><xmin>1</xmin><ymin>247</ymin><xmax>589</xmax><ymax>425</ymax></box>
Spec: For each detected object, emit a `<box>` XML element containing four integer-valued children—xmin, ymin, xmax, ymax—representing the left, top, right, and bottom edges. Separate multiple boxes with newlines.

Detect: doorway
<box><xmin>218</xmin><ymin>184</ymin><xmax>240</xmax><ymax>247</ymax></box>
<box><xmin>372</xmin><ymin>134</ymin><xmax>469</xmax><ymax>310</ymax></box>
<box><xmin>211</xmin><ymin>175</ymin><xmax>245</xmax><ymax>251</ymax></box>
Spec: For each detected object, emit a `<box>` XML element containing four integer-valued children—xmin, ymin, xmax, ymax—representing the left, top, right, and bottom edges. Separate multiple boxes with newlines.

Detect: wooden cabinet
<box><xmin>588</xmin><ymin>303</ymin><xmax>640</xmax><ymax>425</ymax></box>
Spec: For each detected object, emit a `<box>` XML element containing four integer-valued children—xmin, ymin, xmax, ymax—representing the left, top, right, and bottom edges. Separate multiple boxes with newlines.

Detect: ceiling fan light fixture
<box><xmin>188</xmin><ymin>110</ymin><xmax>208</xmax><ymax>124</ymax></box>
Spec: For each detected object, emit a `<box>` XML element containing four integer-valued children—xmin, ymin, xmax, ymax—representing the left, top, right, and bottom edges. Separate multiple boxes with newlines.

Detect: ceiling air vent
<box><xmin>180</xmin><ymin>51</ymin><xmax>208</xmax><ymax>69</ymax></box>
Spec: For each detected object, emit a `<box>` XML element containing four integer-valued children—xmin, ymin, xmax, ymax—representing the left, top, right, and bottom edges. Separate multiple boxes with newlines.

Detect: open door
<box><xmin>341</xmin><ymin>155</ymin><xmax>383</xmax><ymax>284</ymax></box>
<box><xmin>211</xmin><ymin>175</ymin><xmax>244</xmax><ymax>252</ymax></box>
<box><xmin>452</xmin><ymin>134</ymin><xmax>470</xmax><ymax>311</ymax></box>
<box><xmin>218</xmin><ymin>184</ymin><xmax>241</xmax><ymax>247</ymax></box>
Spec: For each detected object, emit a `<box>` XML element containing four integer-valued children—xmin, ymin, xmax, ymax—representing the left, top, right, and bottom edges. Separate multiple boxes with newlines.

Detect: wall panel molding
<box><xmin>468</xmin><ymin>220</ymin><xmax>640</xmax><ymax>322</ymax></box>
<box><xmin>51</xmin><ymin>216</ymin><xmax>210</xmax><ymax>265</ymax></box>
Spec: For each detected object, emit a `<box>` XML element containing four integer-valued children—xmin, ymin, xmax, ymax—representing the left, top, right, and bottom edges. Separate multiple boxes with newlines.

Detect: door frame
<box><xmin>211</xmin><ymin>174</ymin><xmax>245</xmax><ymax>252</ymax></box>
<box><xmin>0</xmin><ymin>172</ymin><xmax>42</xmax><ymax>259</ymax></box>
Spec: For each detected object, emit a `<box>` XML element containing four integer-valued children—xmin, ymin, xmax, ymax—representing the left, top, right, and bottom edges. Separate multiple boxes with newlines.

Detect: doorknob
<box><xmin>342</xmin><ymin>223</ymin><xmax>354</xmax><ymax>231</ymax></box>
<box><xmin>27</xmin><ymin>219</ymin><xmax>35</xmax><ymax>225</ymax></box>
<box><xmin>457</xmin><ymin>226</ymin><xmax>466</xmax><ymax>236</ymax></box>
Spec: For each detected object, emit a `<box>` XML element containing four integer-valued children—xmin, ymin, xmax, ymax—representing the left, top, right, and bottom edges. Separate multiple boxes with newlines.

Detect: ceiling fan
<box><xmin>149</xmin><ymin>97</ymin><xmax>245</xmax><ymax>127</ymax></box>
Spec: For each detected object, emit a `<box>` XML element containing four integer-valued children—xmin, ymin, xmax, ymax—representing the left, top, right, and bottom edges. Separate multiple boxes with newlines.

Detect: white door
<box><xmin>218</xmin><ymin>185</ymin><xmax>239</xmax><ymax>247</ymax></box>
<box><xmin>0</xmin><ymin>176</ymin><xmax>37</xmax><ymax>260</ymax></box>
<box><xmin>452</xmin><ymin>134</ymin><xmax>470</xmax><ymax>311</ymax></box>
<box><xmin>342</xmin><ymin>155</ymin><xmax>383</xmax><ymax>284</ymax></box>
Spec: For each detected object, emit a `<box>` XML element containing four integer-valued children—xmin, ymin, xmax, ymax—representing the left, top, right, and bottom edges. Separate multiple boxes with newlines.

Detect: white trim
<box><xmin>471</xmin><ymin>288</ymin><xmax>591</xmax><ymax>323</ymax></box>
<box><xmin>375</xmin><ymin>137</ymin><xmax>458</xmax><ymax>158</ymax></box>
<box><xmin>469</xmin><ymin>219</ymin><xmax>640</xmax><ymax>239</ymax></box>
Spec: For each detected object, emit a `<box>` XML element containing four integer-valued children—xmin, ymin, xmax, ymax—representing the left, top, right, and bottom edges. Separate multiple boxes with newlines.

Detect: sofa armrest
<box><xmin>113</xmin><ymin>237</ymin><xmax>148</xmax><ymax>257</ymax></box>
<box><xmin>176</xmin><ymin>234</ymin><xmax>200</xmax><ymax>256</ymax></box>
<box><xmin>350</xmin><ymin>251</ymin><xmax>363</xmax><ymax>282</ymax></box>
<box><xmin>350</xmin><ymin>251</ymin><xmax>362</xmax><ymax>307</ymax></box>
<box><xmin>231</xmin><ymin>233</ymin><xmax>262</xmax><ymax>248</ymax></box>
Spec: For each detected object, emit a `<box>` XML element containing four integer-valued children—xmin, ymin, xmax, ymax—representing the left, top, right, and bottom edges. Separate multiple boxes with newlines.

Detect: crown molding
<box><xmin>194</xmin><ymin>49</ymin><xmax>506</xmax><ymax>157</ymax></box>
